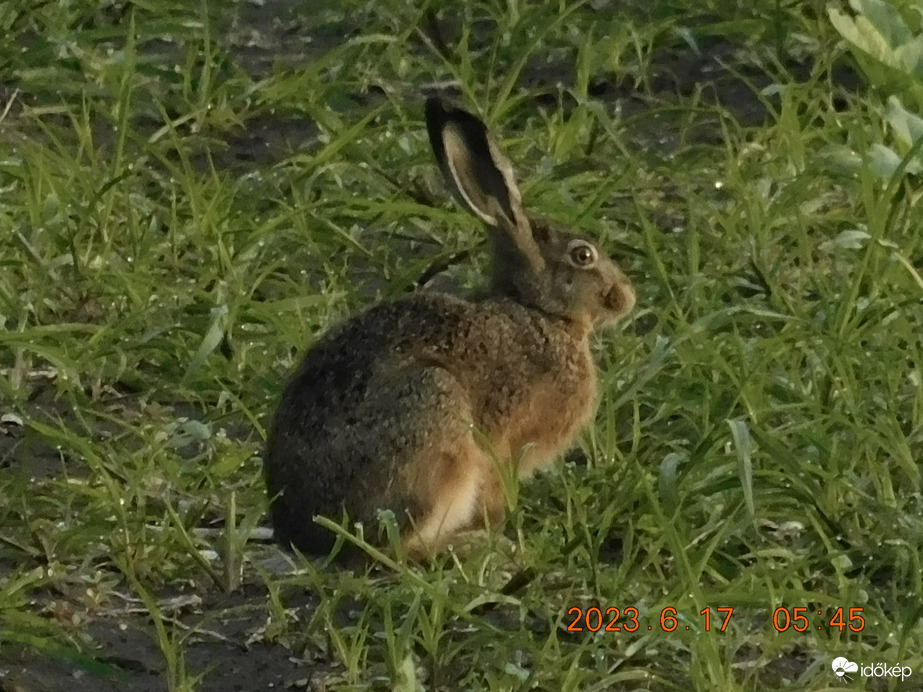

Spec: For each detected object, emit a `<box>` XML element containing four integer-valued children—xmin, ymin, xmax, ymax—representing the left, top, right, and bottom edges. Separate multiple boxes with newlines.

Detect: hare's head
<box><xmin>425</xmin><ymin>98</ymin><xmax>635</xmax><ymax>331</ymax></box>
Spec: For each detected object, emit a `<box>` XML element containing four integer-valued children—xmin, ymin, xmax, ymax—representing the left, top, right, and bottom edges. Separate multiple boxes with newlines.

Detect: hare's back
<box><xmin>275</xmin><ymin>290</ymin><xmax>591</xmax><ymax>434</ymax></box>
<box><xmin>279</xmin><ymin>292</ymin><xmax>476</xmax><ymax>414</ymax></box>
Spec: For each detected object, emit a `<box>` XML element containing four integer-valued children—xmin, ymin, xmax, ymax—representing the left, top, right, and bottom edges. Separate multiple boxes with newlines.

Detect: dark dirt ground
<box><xmin>0</xmin><ymin>2</ymin><xmax>863</xmax><ymax>690</ymax></box>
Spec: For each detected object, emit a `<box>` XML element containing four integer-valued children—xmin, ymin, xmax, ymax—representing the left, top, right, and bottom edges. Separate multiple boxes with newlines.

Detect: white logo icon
<box><xmin>832</xmin><ymin>657</ymin><xmax>859</xmax><ymax>678</ymax></box>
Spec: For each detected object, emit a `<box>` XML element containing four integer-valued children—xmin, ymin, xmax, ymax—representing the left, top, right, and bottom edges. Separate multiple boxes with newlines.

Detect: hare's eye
<box><xmin>567</xmin><ymin>241</ymin><xmax>598</xmax><ymax>268</ymax></box>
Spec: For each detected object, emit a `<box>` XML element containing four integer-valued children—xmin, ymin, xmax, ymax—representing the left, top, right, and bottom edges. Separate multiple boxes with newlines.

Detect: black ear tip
<box><xmin>425</xmin><ymin>96</ymin><xmax>446</xmax><ymax>120</ymax></box>
<box><xmin>426</xmin><ymin>97</ymin><xmax>459</xmax><ymax>134</ymax></box>
<box><xmin>425</xmin><ymin>97</ymin><xmax>448</xmax><ymax>164</ymax></box>
<box><xmin>425</xmin><ymin>97</ymin><xmax>481</xmax><ymax>129</ymax></box>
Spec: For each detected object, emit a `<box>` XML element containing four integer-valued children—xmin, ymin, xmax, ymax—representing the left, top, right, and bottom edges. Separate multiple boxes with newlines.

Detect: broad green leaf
<box><xmin>893</xmin><ymin>34</ymin><xmax>923</xmax><ymax>76</ymax></box>
<box><xmin>868</xmin><ymin>142</ymin><xmax>923</xmax><ymax>175</ymax></box>
<box><xmin>852</xmin><ymin>0</ymin><xmax>912</xmax><ymax>46</ymax></box>
<box><xmin>885</xmin><ymin>94</ymin><xmax>923</xmax><ymax>145</ymax></box>
<box><xmin>820</xmin><ymin>229</ymin><xmax>872</xmax><ymax>251</ymax></box>
<box><xmin>829</xmin><ymin>8</ymin><xmax>898</xmax><ymax>63</ymax></box>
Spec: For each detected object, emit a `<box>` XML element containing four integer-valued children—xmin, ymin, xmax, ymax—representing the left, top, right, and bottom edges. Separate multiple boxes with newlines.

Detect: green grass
<box><xmin>1</xmin><ymin>0</ymin><xmax>921</xmax><ymax>690</ymax></box>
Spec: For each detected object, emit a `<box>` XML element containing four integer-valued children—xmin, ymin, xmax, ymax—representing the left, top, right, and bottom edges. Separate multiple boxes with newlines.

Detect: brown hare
<box><xmin>263</xmin><ymin>98</ymin><xmax>635</xmax><ymax>558</ymax></box>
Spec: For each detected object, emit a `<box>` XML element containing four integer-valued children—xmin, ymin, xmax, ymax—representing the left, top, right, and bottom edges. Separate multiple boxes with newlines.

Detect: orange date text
<box><xmin>565</xmin><ymin>607</ymin><xmax>734</xmax><ymax>633</ymax></box>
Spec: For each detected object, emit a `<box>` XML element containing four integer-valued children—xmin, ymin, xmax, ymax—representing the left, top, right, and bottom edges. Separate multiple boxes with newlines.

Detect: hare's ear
<box><xmin>425</xmin><ymin>98</ymin><xmax>544</xmax><ymax>272</ymax></box>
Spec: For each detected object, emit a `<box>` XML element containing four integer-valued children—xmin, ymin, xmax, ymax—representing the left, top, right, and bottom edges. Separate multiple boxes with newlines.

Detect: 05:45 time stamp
<box><xmin>566</xmin><ymin>606</ymin><xmax>867</xmax><ymax>633</ymax></box>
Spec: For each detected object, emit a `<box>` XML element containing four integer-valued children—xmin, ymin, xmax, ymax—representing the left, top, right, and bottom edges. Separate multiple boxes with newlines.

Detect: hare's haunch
<box><xmin>263</xmin><ymin>98</ymin><xmax>635</xmax><ymax>558</ymax></box>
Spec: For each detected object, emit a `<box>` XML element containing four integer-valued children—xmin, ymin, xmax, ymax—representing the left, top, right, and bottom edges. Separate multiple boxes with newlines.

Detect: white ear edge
<box><xmin>486</xmin><ymin>138</ymin><xmax>526</xmax><ymax>228</ymax></box>
<box><xmin>442</xmin><ymin>125</ymin><xmax>499</xmax><ymax>226</ymax></box>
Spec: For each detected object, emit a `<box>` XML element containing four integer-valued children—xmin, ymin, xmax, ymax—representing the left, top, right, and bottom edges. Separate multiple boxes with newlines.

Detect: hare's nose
<box><xmin>603</xmin><ymin>279</ymin><xmax>635</xmax><ymax>317</ymax></box>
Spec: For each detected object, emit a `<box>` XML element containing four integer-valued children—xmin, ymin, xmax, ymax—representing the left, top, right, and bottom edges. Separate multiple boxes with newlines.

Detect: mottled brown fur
<box><xmin>263</xmin><ymin>99</ymin><xmax>635</xmax><ymax>558</ymax></box>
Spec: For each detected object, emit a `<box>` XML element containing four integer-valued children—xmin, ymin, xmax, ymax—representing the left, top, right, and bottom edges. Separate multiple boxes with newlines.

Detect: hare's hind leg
<box><xmin>374</xmin><ymin>366</ymin><xmax>497</xmax><ymax>558</ymax></box>
<box><xmin>401</xmin><ymin>439</ymin><xmax>485</xmax><ymax>558</ymax></box>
